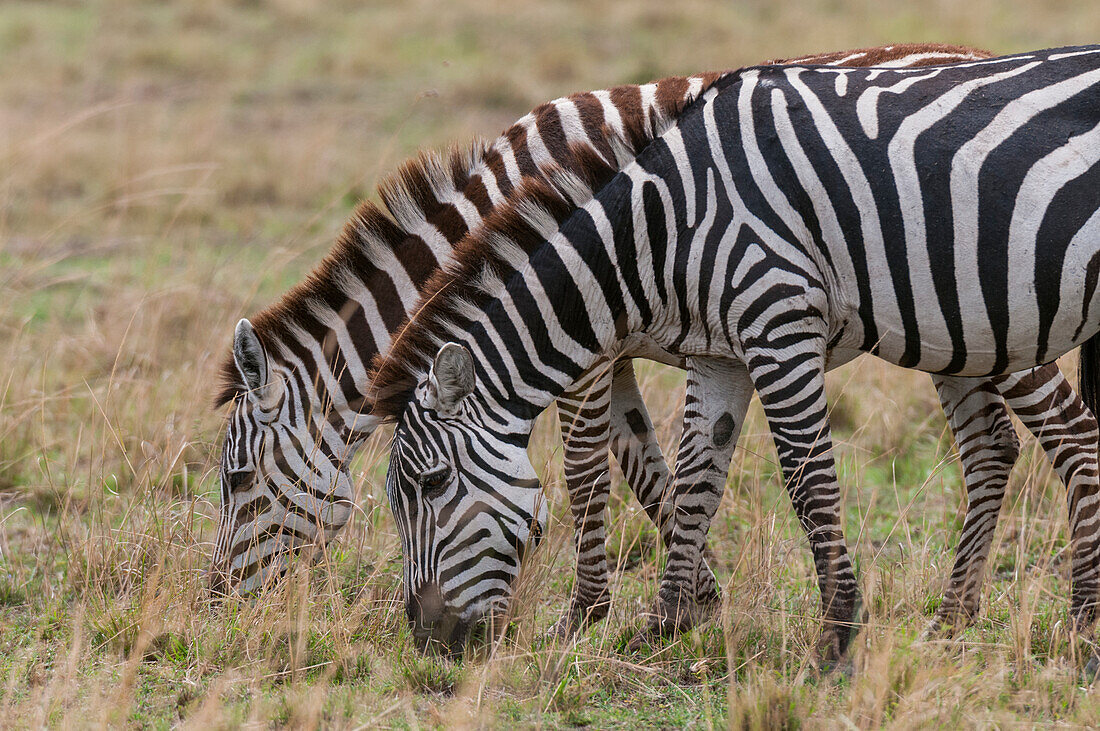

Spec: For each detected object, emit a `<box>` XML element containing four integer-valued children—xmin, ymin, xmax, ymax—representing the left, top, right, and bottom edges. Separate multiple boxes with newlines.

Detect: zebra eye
<box><xmin>418</xmin><ymin>464</ymin><xmax>450</xmax><ymax>495</ymax></box>
<box><xmin>226</xmin><ymin>470</ymin><xmax>254</xmax><ymax>491</ymax></box>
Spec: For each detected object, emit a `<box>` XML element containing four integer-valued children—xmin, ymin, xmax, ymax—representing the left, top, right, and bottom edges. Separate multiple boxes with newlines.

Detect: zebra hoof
<box><xmin>814</xmin><ymin>596</ymin><xmax>864</xmax><ymax>672</ymax></box>
<box><xmin>625</xmin><ymin>602</ymin><xmax>697</xmax><ymax>653</ymax></box>
<box><xmin>625</xmin><ymin>624</ymin><xmax>672</xmax><ymax>654</ymax></box>
<box><xmin>924</xmin><ymin>599</ymin><xmax>977</xmax><ymax>642</ymax></box>
<box><xmin>815</xmin><ymin>653</ymin><xmax>856</xmax><ymax>680</ymax></box>
<box><xmin>546</xmin><ymin>596</ymin><xmax>611</xmax><ymax>642</ymax></box>
<box><xmin>919</xmin><ymin>617</ymin><xmax>957</xmax><ymax>643</ymax></box>
<box><xmin>1084</xmin><ymin>654</ymin><xmax>1099</xmax><ymax>681</ymax></box>
<box><xmin>545</xmin><ymin>616</ymin><xmax>576</xmax><ymax>643</ymax></box>
<box><xmin>624</xmin><ymin>621</ymin><xmax>669</xmax><ymax>654</ymax></box>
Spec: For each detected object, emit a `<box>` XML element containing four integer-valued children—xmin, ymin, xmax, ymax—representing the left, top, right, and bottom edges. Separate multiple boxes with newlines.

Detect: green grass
<box><xmin>4</xmin><ymin>0</ymin><xmax>1100</xmax><ymax>726</ymax></box>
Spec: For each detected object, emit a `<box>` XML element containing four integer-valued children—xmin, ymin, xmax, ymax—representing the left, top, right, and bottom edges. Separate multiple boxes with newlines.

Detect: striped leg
<box><xmin>927</xmin><ymin>376</ymin><xmax>1020</xmax><ymax>635</ymax></box>
<box><xmin>555</xmin><ymin>361</ymin><xmax>617</xmax><ymax>634</ymax></box>
<box><xmin>745</xmin><ymin>334</ymin><xmax>857</xmax><ymax>667</ymax></box>
<box><xmin>555</xmin><ymin>357</ymin><xmax>735</xmax><ymax>638</ymax></box>
<box><xmin>929</xmin><ymin>365</ymin><xmax>1100</xmax><ymax>638</ymax></box>
<box><xmin>629</xmin><ymin>357</ymin><xmax>753</xmax><ymax>647</ymax></box>
<box><xmin>609</xmin><ymin>357</ymin><xmax>735</xmax><ymax>612</ymax></box>
<box><xmin>608</xmin><ymin>358</ymin><xmax>735</xmax><ymax>600</ymax></box>
<box><xmin>999</xmin><ymin>366</ymin><xmax>1100</xmax><ymax>633</ymax></box>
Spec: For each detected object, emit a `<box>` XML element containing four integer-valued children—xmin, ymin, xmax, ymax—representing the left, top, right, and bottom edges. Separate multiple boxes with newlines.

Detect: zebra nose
<box><xmin>407</xmin><ymin>581</ymin><xmax>446</xmax><ymax>632</ymax></box>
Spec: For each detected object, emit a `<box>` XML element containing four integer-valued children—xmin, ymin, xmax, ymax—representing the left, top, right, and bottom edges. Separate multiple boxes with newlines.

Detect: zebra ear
<box><xmin>233</xmin><ymin>319</ymin><xmax>276</xmax><ymax>405</ymax></box>
<box><xmin>423</xmin><ymin>342</ymin><xmax>475</xmax><ymax>416</ymax></box>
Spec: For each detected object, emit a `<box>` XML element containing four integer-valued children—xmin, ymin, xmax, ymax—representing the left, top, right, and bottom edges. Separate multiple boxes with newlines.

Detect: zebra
<box><xmin>369</xmin><ymin>45</ymin><xmax>1100</xmax><ymax>665</ymax></box>
<box><xmin>209</xmin><ymin>46</ymin><xmax>1000</xmax><ymax>610</ymax></box>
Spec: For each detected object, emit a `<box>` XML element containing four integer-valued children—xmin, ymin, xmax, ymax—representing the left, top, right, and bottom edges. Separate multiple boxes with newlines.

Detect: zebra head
<box><xmin>385</xmin><ymin>343</ymin><xmax>547</xmax><ymax>653</ymax></box>
<box><xmin>210</xmin><ymin>319</ymin><xmax>356</xmax><ymax>596</ymax></box>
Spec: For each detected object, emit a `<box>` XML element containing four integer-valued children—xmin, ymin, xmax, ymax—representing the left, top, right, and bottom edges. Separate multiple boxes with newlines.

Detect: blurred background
<box><xmin>3</xmin><ymin>1</ymin><xmax>1100</xmax><ymax>726</ymax></box>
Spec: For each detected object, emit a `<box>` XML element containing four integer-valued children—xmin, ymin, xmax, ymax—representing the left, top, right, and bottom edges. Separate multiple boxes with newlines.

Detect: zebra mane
<box><xmin>214</xmin><ymin>73</ymin><xmax>729</xmax><ymax>409</ymax></box>
<box><xmin>213</xmin><ymin>144</ymin><xmax>487</xmax><ymax>408</ymax></box>
<box><xmin>366</xmin><ymin>146</ymin><xmax>621</xmax><ymax>420</ymax></box>
<box><xmin>769</xmin><ymin>42</ymin><xmax>991</xmax><ymax>68</ymax></box>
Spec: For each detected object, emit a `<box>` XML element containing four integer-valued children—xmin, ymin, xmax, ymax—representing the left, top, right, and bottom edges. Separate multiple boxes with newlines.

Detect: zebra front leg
<box><xmin>747</xmin><ymin>339</ymin><xmax>858</xmax><ymax>669</ymax></box>
<box><xmin>999</xmin><ymin>366</ymin><xmax>1100</xmax><ymax>636</ymax></box>
<box><xmin>629</xmin><ymin>357</ymin><xmax>754</xmax><ymax>647</ymax></box>
<box><xmin>554</xmin><ymin>362</ymin><xmax>618</xmax><ymax>636</ymax></box>
<box><xmin>926</xmin><ymin>376</ymin><xmax>1019</xmax><ymax>637</ymax></box>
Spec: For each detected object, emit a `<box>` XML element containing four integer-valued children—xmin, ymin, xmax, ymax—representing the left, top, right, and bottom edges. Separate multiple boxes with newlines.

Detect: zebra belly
<box><xmin>858</xmin><ymin>236</ymin><xmax>1100</xmax><ymax>377</ymax></box>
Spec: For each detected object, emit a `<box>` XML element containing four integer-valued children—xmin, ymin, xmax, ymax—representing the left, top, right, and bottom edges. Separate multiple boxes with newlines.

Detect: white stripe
<box><xmin>591</xmin><ymin>89</ymin><xmax>624</xmax><ymax>138</ymax></box>
<box><xmin>555</xmin><ymin>98</ymin><xmax>592</xmax><ymax>148</ymax></box>
<box><xmin>333</xmin><ymin>269</ymin><xmax>394</xmax><ymax>353</ymax></box>
<box><xmin>661</xmin><ymin>125</ymin><xmax>696</xmax><ymax>227</ymax></box>
<box><xmin>856</xmin><ymin>67</ymin><xmax>948</xmax><ymax>139</ymax></box>
<box><xmin>522</xmin><ymin>114</ymin><xmax>556</xmax><ymax>170</ymax></box>
<box><xmin>493</xmin><ymin>137</ymin><xmax>524</xmax><ymax>190</ymax></box>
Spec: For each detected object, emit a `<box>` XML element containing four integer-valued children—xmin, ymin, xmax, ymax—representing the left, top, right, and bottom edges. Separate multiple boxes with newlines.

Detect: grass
<box><xmin>4</xmin><ymin>0</ymin><xmax>1100</xmax><ymax>726</ymax></box>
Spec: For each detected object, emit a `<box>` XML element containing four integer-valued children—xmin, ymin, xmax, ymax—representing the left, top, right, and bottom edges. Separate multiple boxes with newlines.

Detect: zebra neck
<box><xmin>463</xmin><ymin>181</ymin><xmax>651</xmax><ymax>425</ymax></box>
<box><xmin>269</xmin><ymin>261</ymin><xmax>420</xmax><ymax>442</ymax></box>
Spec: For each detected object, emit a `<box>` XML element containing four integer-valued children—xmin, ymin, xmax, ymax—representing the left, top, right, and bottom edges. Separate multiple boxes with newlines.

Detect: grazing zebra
<box><xmin>210</xmin><ymin>45</ymin><xmax>1006</xmax><ymax>611</ymax></box>
<box><xmin>370</xmin><ymin>46</ymin><xmax>1100</xmax><ymax>664</ymax></box>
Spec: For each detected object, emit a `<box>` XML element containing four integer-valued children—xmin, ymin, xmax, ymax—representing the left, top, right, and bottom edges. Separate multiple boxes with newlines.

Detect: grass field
<box><xmin>4</xmin><ymin>0</ymin><xmax>1100</xmax><ymax>727</ymax></box>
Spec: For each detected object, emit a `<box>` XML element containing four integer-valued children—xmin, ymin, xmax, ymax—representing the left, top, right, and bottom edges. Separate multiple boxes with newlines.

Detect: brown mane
<box><xmin>212</xmin><ymin>146</ymin><xmax>486</xmax><ymax>408</ymax></box>
<box><xmin>366</xmin><ymin>146</ymin><xmax>621</xmax><ymax>420</ymax></box>
<box><xmin>771</xmin><ymin>43</ymin><xmax>992</xmax><ymax>67</ymax></box>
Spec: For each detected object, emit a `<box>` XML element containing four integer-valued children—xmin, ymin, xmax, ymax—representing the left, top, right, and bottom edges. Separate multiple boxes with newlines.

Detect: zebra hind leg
<box><xmin>926</xmin><ymin>376</ymin><xmax>1019</xmax><ymax>638</ymax></box>
<box><xmin>999</xmin><ymin>366</ymin><xmax>1100</xmax><ymax>643</ymax></box>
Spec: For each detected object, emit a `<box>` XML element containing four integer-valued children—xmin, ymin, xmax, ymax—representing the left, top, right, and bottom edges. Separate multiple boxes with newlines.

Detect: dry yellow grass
<box><xmin>4</xmin><ymin>0</ymin><xmax>1100</xmax><ymax>727</ymax></box>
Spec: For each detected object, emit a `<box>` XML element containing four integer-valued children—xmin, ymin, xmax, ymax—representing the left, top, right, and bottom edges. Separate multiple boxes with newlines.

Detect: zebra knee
<box><xmin>992</xmin><ymin>412</ymin><xmax>1021</xmax><ymax>466</ymax></box>
<box><xmin>966</xmin><ymin>410</ymin><xmax>1020</xmax><ymax>474</ymax></box>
